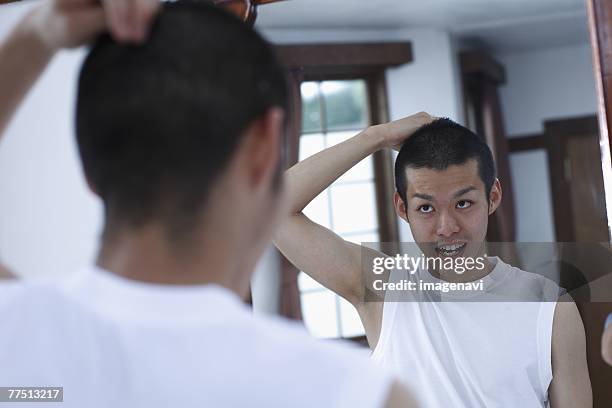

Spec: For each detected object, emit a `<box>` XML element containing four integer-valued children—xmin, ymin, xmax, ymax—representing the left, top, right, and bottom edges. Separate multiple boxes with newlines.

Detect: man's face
<box><xmin>394</xmin><ymin>159</ymin><xmax>501</xmax><ymax>261</ymax></box>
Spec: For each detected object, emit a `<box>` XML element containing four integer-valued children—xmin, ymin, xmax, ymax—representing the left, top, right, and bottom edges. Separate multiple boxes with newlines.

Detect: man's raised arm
<box><xmin>273</xmin><ymin>112</ymin><xmax>432</xmax><ymax>306</ymax></box>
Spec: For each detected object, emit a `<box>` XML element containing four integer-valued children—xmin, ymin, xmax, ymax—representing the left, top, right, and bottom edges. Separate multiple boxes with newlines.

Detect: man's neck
<box><xmin>96</xmin><ymin>223</ymin><xmax>251</xmax><ymax>298</ymax></box>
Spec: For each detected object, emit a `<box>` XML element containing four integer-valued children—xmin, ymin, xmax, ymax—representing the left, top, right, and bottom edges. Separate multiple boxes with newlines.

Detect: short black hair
<box><xmin>394</xmin><ymin>118</ymin><xmax>496</xmax><ymax>205</ymax></box>
<box><xmin>76</xmin><ymin>1</ymin><xmax>287</xmax><ymax>242</ymax></box>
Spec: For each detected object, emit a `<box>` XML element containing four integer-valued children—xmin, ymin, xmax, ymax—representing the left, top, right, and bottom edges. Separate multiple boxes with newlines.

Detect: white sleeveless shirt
<box><xmin>0</xmin><ymin>265</ymin><xmax>393</xmax><ymax>408</ymax></box>
<box><xmin>371</xmin><ymin>257</ymin><xmax>559</xmax><ymax>407</ymax></box>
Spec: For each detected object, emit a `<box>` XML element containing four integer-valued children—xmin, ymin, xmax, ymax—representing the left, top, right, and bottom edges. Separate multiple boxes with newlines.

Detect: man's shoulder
<box><xmin>497</xmin><ymin>258</ymin><xmax>562</xmax><ymax>301</ymax></box>
<box><xmin>0</xmin><ymin>280</ymin><xmax>68</xmax><ymax>310</ymax></box>
<box><xmin>240</xmin><ymin>313</ymin><xmax>392</xmax><ymax>407</ymax></box>
<box><xmin>0</xmin><ymin>280</ymin><xmax>89</xmax><ymax>331</ymax></box>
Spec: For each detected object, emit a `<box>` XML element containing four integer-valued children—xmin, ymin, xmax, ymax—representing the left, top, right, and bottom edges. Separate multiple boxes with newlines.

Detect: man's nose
<box><xmin>436</xmin><ymin>211</ymin><xmax>460</xmax><ymax>237</ymax></box>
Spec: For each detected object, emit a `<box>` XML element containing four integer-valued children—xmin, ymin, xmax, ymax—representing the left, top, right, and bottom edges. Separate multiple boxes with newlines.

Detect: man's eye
<box><xmin>457</xmin><ymin>200</ymin><xmax>472</xmax><ymax>209</ymax></box>
<box><xmin>418</xmin><ymin>205</ymin><xmax>433</xmax><ymax>213</ymax></box>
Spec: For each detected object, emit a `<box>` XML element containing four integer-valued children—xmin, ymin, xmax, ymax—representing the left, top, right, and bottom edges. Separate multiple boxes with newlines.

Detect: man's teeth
<box><xmin>437</xmin><ymin>243</ymin><xmax>466</xmax><ymax>253</ymax></box>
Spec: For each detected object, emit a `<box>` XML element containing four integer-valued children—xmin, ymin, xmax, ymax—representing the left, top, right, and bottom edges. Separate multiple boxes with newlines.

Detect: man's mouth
<box><xmin>435</xmin><ymin>242</ymin><xmax>467</xmax><ymax>257</ymax></box>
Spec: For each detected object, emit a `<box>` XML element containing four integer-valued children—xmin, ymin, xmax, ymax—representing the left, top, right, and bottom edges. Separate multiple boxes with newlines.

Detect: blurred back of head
<box><xmin>76</xmin><ymin>0</ymin><xmax>287</xmax><ymax>244</ymax></box>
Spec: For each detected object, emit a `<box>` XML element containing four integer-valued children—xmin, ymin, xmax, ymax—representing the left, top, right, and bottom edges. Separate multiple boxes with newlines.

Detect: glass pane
<box><xmin>299</xmin><ymin>134</ymin><xmax>325</xmax><ymax>161</ymax></box>
<box><xmin>301</xmin><ymin>291</ymin><xmax>339</xmax><ymax>338</ymax></box>
<box><xmin>341</xmin><ymin>231</ymin><xmax>379</xmax><ymax>245</ymax></box>
<box><xmin>330</xmin><ymin>182</ymin><xmax>378</xmax><ymax>234</ymax></box>
<box><xmin>327</xmin><ymin>132</ymin><xmax>374</xmax><ymax>183</ymax></box>
<box><xmin>321</xmin><ymin>80</ymin><xmax>369</xmax><ymax>132</ymax></box>
<box><xmin>298</xmin><ymin>271</ymin><xmax>326</xmax><ymax>292</ymax></box>
<box><xmin>339</xmin><ymin>296</ymin><xmax>366</xmax><ymax>337</ymax></box>
<box><xmin>301</xmin><ymin>82</ymin><xmax>322</xmax><ymax>133</ymax></box>
<box><xmin>303</xmin><ymin>189</ymin><xmax>331</xmax><ymax>229</ymax></box>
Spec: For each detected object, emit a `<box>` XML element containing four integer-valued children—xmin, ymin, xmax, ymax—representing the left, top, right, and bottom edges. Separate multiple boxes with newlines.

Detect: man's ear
<box><xmin>488</xmin><ymin>178</ymin><xmax>502</xmax><ymax>215</ymax></box>
<box><xmin>241</xmin><ymin>107</ymin><xmax>284</xmax><ymax>191</ymax></box>
<box><xmin>393</xmin><ymin>191</ymin><xmax>409</xmax><ymax>223</ymax></box>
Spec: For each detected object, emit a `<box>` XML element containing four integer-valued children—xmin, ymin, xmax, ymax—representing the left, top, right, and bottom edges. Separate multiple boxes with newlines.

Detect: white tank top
<box><xmin>371</xmin><ymin>257</ymin><xmax>558</xmax><ymax>408</ymax></box>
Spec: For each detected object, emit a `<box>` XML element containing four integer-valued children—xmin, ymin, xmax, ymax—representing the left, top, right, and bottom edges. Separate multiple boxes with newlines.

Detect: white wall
<box><xmin>508</xmin><ymin>150</ymin><xmax>556</xmax><ymax>242</ymax></box>
<box><xmin>493</xmin><ymin>43</ymin><xmax>598</xmax><ymax>243</ymax></box>
<box><xmin>0</xmin><ymin>1</ymin><xmax>100</xmax><ymax>279</ymax></box>
<box><xmin>262</xmin><ymin>27</ymin><xmax>464</xmax><ymax>242</ymax></box>
<box><xmin>497</xmin><ymin>44</ymin><xmax>597</xmax><ymax>136</ymax></box>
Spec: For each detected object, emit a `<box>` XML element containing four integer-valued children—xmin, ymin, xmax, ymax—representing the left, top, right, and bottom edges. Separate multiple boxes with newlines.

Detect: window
<box><xmin>298</xmin><ymin>79</ymin><xmax>380</xmax><ymax>339</ymax></box>
<box><xmin>274</xmin><ymin>42</ymin><xmax>411</xmax><ymax>340</ymax></box>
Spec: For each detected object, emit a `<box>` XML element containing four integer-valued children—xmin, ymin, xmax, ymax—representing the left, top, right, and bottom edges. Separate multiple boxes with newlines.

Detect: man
<box><xmin>275</xmin><ymin>115</ymin><xmax>592</xmax><ymax>407</ymax></box>
<box><xmin>0</xmin><ymin>1</ymin><xmax>416</xmax><ymax>407</ymax></box>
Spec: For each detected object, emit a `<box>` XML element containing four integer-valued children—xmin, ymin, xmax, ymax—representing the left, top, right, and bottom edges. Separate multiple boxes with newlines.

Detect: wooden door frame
<box><xmin>544</xmin><ymin>115</ymin><xmax>601</xmax><ymax>242</ymax></box>
<box><xmin>507</xmin><ymin>115</ymin><xmax>609</xmax><ymax>244</ymax></box>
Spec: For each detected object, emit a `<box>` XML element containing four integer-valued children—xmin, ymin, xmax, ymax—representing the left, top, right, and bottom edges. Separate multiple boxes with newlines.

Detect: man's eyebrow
<box><xmin>411</xmin><ymin>186</ymin><xmax>477</xmax><ymax>201</ymax></box>
<box><xmin>412</xmin><ymin>193</ymin><xmax>434</xmax><ymax>201</ymax></box>
<box><xmin>453</xmin><ymin>186</ymin><xmax>477</xmax><ymax>198</ymax></box>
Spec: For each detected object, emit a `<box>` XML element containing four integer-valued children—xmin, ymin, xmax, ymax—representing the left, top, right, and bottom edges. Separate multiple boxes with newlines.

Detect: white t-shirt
<box><xmin>372</xmin><ymin>257</ymin><xmax>559</xmax><ymax>408</ymax></box>
<box><xmin>0</xmin><ymin>265</ymin><xmax>392</xmax><ymax>408</ymax></box>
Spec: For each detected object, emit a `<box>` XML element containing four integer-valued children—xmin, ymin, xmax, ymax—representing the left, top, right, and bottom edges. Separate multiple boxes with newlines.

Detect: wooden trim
<box><xmin>461</xmin><ymin>50</ymin><xmax>516</xmax><ymax>243</ymax></box>
<box><xmin>507</xmin><ymin>134</ymin><xmax>545</xmax><ymax>152</ymax></box>
<box><xmin>546</xmin><ymin>132</ymin><xmax>573</xmax><ymax>242</ymax></box>
<box><xmin>545</xmin><ymin>115</ymin><xmax>599</xmax><ymax>136</ymax></box>
<box><xmin>544</xmin><ymin>115</ymin><xmax>599</xmax><ymax>242</ymax></box>
<box><xmin>302</xmin><ymin>69</ymin><xmax>384</xmax><ymax>82</ymax></box>
<box><xmin>368</xmin><ymin>72</ymin><xmax>400</xmax><ymax>244</ymax></box>
<box><xmin>276</xmin><ymin>70</ymin><xmax>304</xmax><ymax>321</ymax></box>
<box><xmin>284</xmin><ymin>69</ymin><xmax>303</xmax><ymax>166</ymax></box>
<box><xmin>460</xmin><ymin>50</ymin><xmax>506</xmax><ymax>85</ymax></box>
<box><xmin>588</xmin><ymin>0</ymin><xmax>612</xmax><ymax>155</ymax></box>
<box><xmin>275</xmin><ymin>42</ymin><xmax>412</xmax><ymax>71</ymax></box>
<box><xmin>587</xmin><ymin>0</ymin><xmax>612</xmax><ymax>244</ymax></box>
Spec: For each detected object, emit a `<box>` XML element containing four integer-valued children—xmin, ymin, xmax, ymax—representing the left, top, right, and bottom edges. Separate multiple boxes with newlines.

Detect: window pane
<box><xmin>330</xmin><ymin>183</ymin><xmax>377</xmax><ymax>234</ymax></box>
<box><xmin>301</xmin><ymin>82</ymin><xmax>321</xmax><ymax>133</ymax></box>
<box><xmin>321</xmin><ymin>80</ymin><xmax>368</xmax><ymax>132</ymax></box>
<box><xmin>299</xmin><ymin>134</ymin><xmax>325</xmax><ymax>161</ymax></box>
<box><xmin>303</xmin><ymin>189</ymin><xmax>331</xmax><ymax>229</ymax></box>
<box><xmin>301</xmin><ymin>291</ymin><xmax>339</xmax><ymax>338</ymax></box>
<box><xmin>298</xmin><ymin>271</ymin><xmax>326</xmax><ymax>292</ymax></box>
<box><xmin>327</xmin><ymin>131</ymin><xmax>374</xmax><ymax>183</ymax></box>
<box><xmin>339</xmin><ymin>296</ymin><xmax>366</xmax><ymax>337</ymax></box>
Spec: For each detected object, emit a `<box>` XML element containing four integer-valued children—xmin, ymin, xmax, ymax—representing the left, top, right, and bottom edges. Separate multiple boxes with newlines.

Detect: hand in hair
<box><xmin>370</xmin><ymin>111</ymin><xmax>434</xmax><ymax>151</ymax></box>
<box><xmin>28</xmin><ymin>0</ymin><xmax>160</xmax><ymax>51</ymax></box>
